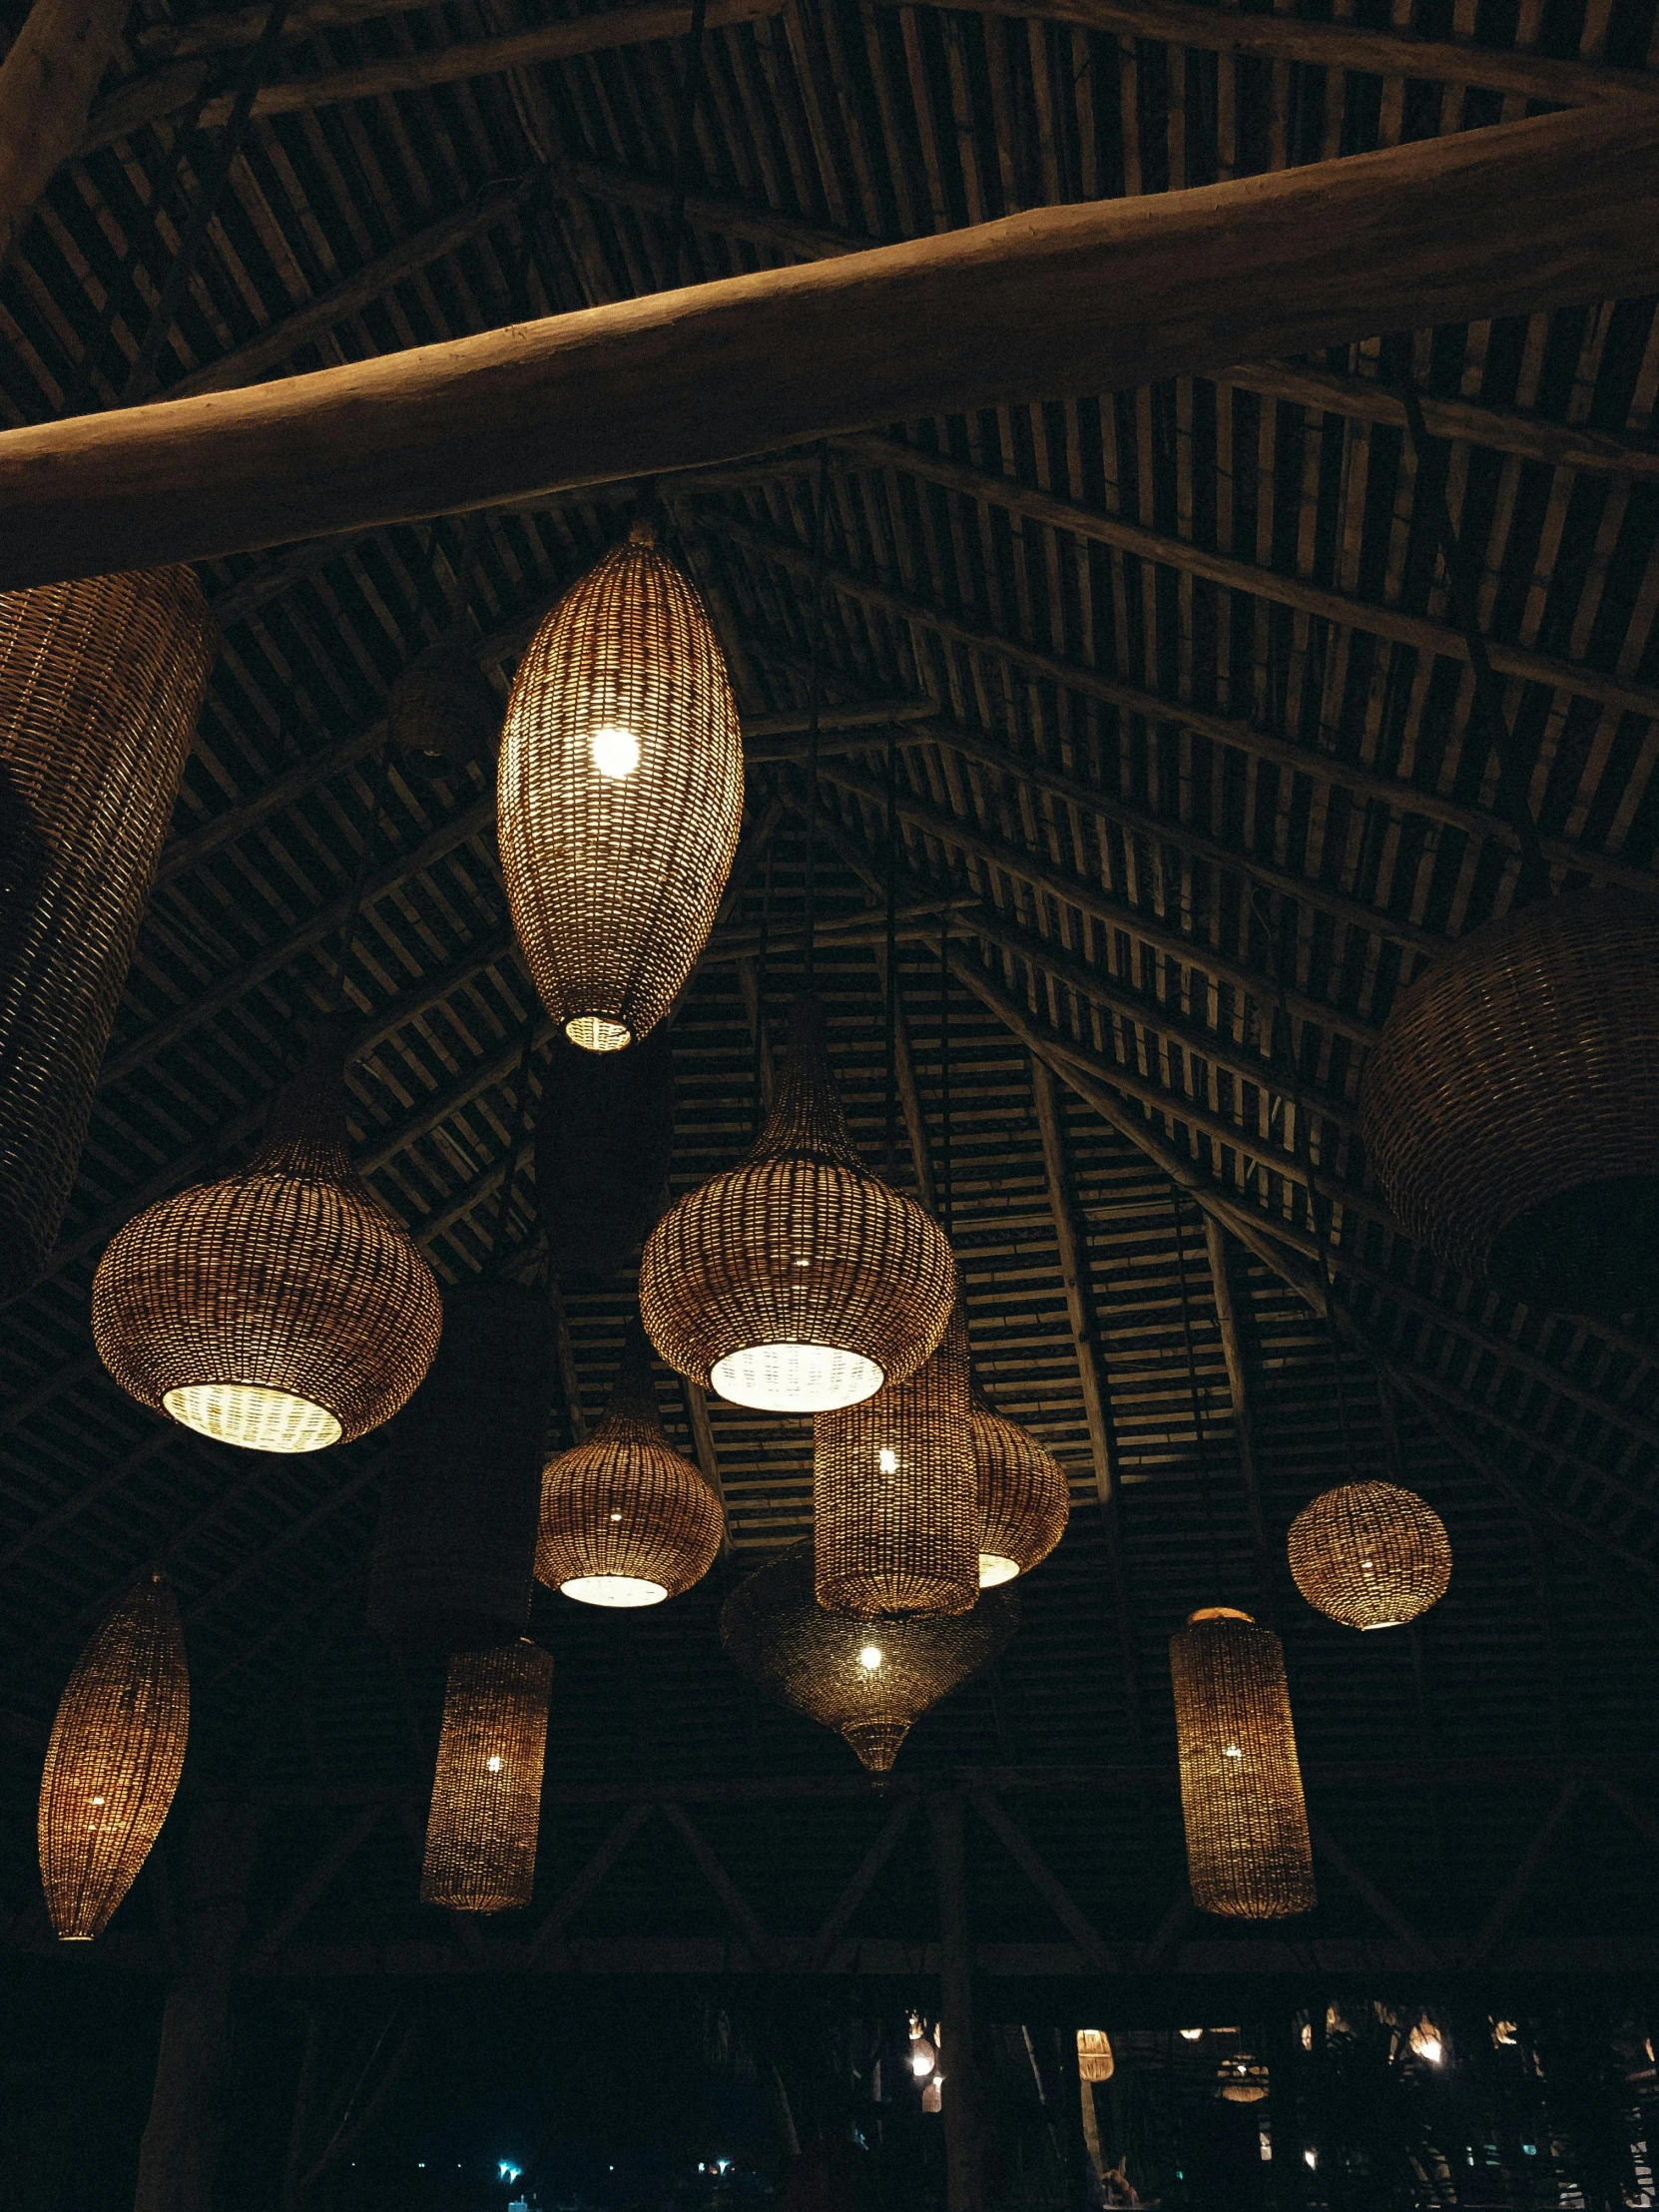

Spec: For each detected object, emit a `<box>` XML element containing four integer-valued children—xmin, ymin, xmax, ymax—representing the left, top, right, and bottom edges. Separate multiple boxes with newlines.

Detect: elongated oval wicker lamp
<box><xmin>969</xmin><ymin>1373</ymin><xmax>1070</xmax><ymax>1588</ymax></box>
<box><xmin>497</xmin><ymin>523</ymin><xmax>744</xmax><ymax>1055</ymax></box>
<box><xmin>640</xmin><ymin>994</ymin><xmax>956</xmax><ymax>1411</ymax></box>
<box><xmin>1169</xmin><ymin>1607</ymin><xmax>1315</xmax><ymax>1921</ymax></box>
<box><xmin>536</xmin><ymin>1317</ymin><xmax>724</xmax><ymax>1608</ymax></box>
<box><xmin>535</xmin><ymin>1026</ymin><xmax>676</xmax><ymax>1284</ymax></box>
<box><xmin>0</xmin><ymin>567</ymin><xmax>216</xmax><ymax>1297</ymax></box>
<box><xmin>1287</xmin><ymin>1479</ymin><xmax>1450</xmax><ymax>1631</ymax></box>
<box><xmin>38</xmin><ymin>1571</ymin><xmax>190</xmax><ymax>1940</ymax></box>
<box><xmin>92</xmin><ymin>1018</ymin><xmax>443</xmax><ymax>1452</ymax></box>
<box><xmin>420</xmin><ymin>1639</ymin><xmax>554</xmax><ymax>1913</ymax></box>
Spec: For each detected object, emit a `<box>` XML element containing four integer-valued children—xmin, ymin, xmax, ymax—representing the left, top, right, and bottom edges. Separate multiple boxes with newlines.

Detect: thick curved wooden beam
<box><xmin>0</xmin><ymin>0</ymin><xmax>133</xmax><ymax>271</ymax></box>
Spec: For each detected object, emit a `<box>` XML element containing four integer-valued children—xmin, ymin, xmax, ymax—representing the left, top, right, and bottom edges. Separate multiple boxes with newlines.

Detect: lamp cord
<box><xmin>489</xmin><ymin>1017</ymin><xmax>540</xmax><ymax>1262</ymax></box>
<box><xmin>800</xmin><ymin>442</ymin><xmax>832</xmax><ymax>996</ymax></box>
<box><xmin>883</xmin><ymin>721</ymin><xmax>899</xmax><ymax>1179</ymax></box>
<box><xmin>1170</xmin><ymin>1185</ymin><xmax>1225</xmax><ymax>1598</ymax></box>
<box><xmin>327</xmin><ymin>745</ymin><xmax>392</xmax><ymax>1014</ymax></box>
<box><xmin>663</xmin><ymin>0</ymin><xmax>710</xmax><ymax>284</ymax></box>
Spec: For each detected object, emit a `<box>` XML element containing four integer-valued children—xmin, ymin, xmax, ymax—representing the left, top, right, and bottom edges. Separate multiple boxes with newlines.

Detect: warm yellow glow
<box><xmin>560</xmin><ymin>1573</ymin><xmax>667</xmax><ymax>1608</ymax></box>
<box><xmin>565</xmin><ymin>1015</ymin><xmax>632</xmax><ymax>1053</ymax></box>
<box><xmin>164</xmin><ymin>1382</ymin><xmax>341</xmax><ymax>1453</ymax></box>
<box><xmin>710</xmin><ymin>1343</ymin><xmax>882</xmax><ymax>1412</ymax></box>
<box><xmin>589</xmin><ymin>724</ymin><xmax>641</xmax><ymax>779</ymax></box>
<box><xmin>486</xmin><ymin>1756</ymin><xmax>502</xmax><ymax>1773</ymax></box>
<box><xmin>978</xmin><ymin>1552</ymin><xmax>1020</xmax><ymax>1588</ymax></box>
<box><xmin>1180</xmin><ymin>2029</ymin><xmax>1204</xmax><ymax>2041</ymax></box>
<box><xmin>877</xmin><ymin>1446</ymin><xmax>898</xmax><ymax>1475</ymax></box>
<box><xmin>857</xmin><ymin>1644</ymin><xmax>884</xmax><ymax>1672</ymax></box>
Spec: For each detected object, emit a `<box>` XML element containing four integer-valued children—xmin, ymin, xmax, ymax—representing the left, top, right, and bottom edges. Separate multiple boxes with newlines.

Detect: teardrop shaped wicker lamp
<box><xmin>1287</xmin><ymin>1479</ymin><xmax>1450</xmax><ymax>1631</ymax></box>
<box><xmin>420</xmin><ymin>1639</ymin><xmax>554</xmax><ymax>1913</ymax></box>
<box><xmin>721</xmin><ymin>1540</ymin><xmax>1019</xmax><ymax>1774</ymax></box>
<box><xmin>0</xmin><ymin>567</ymin><xmax>216</xmax><ymax>1297</ymax></box>
<box><xmin>1360</xmin><ymin>888</ymin><xmax>1659</xmax><ymax>1314</ymax></box>
<box><xmin>640</xmin><ymin>994</ymin><xmax>956</xmax><ymax>1412</ymax></box>
<box><xmin>535</xmin><ymin>1025</ymin><xmax>677</xmax><ymax>1284</ymax></box>
<box><xmin>537</xmin><ymin>1317</ymin><xmax>725</xmax><ymax>1608</ymax></box>
<box><xmin>1169</xmin><ymin>1607</ymin><xmax>1315</xmax><ymax>1921</ymax></box>
<box><xmin>969</xmin><ymin>1373</ymin><xmax>1070</xmax><ymax>1588</ymax></box>
<box><xmin>38</xmin><ymin>1571</ymin><xmax>190</xmax><ymax>1940</ymax></box>
<box><xmin>92</xmin><ymin>1018</ymin><xmax>443</xmax><ymax>1452</ymax></box>
<box><xmin>815</xmin><ymin>1306</ymin><xmax>979</xmax><ymax>1616</ymax></box>
<box><xmin>497</xmin><ymin>523</ymin><xmax>744</xmax><ymax>1055</ymax></box>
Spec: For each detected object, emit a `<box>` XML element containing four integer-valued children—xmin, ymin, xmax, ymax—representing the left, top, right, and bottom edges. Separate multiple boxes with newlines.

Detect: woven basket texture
<box><xmin>1287</xmin><ymin>1478</ymin><xmax>1450</xmax><ymax>1631</ymax></box>
<box><xmin>38</xmin><ymin>1571</ymin><xmax>189</xmax><ymax>1940</ymax></box>
<box><xmin>367</xmin><ymin>1283</ymin><xmax>554</xmax><ymax>1654</ymax></box>
<box><xmin>814</xmin><ymin>1306</ymin><xmax>978</xmax><ymax>1616</ymax></box>
<box><xmin>536</xmin><ymin>1317</ymin><xmax>724</xmax><ymax>1601</ymax></box>
<box><xmin>0</xmin><ymin>567</ymin><xmax>215</xmax><ymax>1298</ymax></box>
<box><xmin>420</xmin><ymin>1639</ymin><xmax>553</xmax><ymax>1912</ymax></box>
<box><xmin>721</xmin><ymin>1539</ymin><xmax>1018</xmax><ymax>1773</ymax></box>
<box><xmin>387</xmin><ymin>640</ymin><xmax>501</xmax><ymax>771</ymax></box>
<box><xmin>497</xmin><ymin>530</ymin><xmax>743</xmax><ymax>1049</ymax></box>
<box><xmin>970</xmin><ymin>1373</ymin><xmax>1070</xmax><ymax>1582</ymax></box>
<box><xmin>91</xmin><ymin>1022</ymin><xmax>443</xmax><ymax>1448</ymax></box>
<box><xmin>1169</xmin><ymin>1609</ymin><xmax>1315</xmax><ymax>1921</ymax></box>
<box><xmin>640</xmin><ymin>994</ymin><xmax>956</xmax><ymax>1396</ymax></box>
<box><xmin>1076</xmin><ymin>2029</ymin><xmax>1114</xmax><ymax>2082</ymax></box>
<box><xmin>535</xmin><ymin>1025</ymin><xmax>676</xmax><ymax>1283</ymax></box>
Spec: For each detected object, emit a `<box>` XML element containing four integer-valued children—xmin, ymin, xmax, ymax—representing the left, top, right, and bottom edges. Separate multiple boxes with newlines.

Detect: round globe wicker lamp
<box><xmin>92</xmin><ymin>1019</ymin><xmax>443</xmax><ymax>1452</ymax></box>
<box><xmin>640</xmin><ymin>994</ymin><xmax>956</xmax><ymax>1411</ymax></box>
<box><xmin>1288</xmin><ymin>1479</ymin><xmax>1450</xmax><ymax>1631</ymax></box>
<box><xmin>969</xmin><ymin>1373</ymin><xmax>1070</xmax><ymax>1587</ymax></box>
<box><xmin>498</xmin><ymin>522</ymin><xmax>744</xmax><ymax>1055</ymax></box>
<box><xmin>420</xmin><ymin>1639</ymin><xmax>554</xmax><ymax>1913</ymax></box>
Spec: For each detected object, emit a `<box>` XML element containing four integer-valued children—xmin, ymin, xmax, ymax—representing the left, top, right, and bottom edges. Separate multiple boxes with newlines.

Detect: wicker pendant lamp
<box><xmin>536</xmin><ymin>1317</ymin><xmax>724</xmax><ymax>1608</ymax></box>
<box><xmin>1287</xmin><ymin>1478</ymin><xmax>1450</xmax><ymax>1631</ymax></box>
<box><xmin>535</xmin><ymin>1026</ymin><xmax>677</xmax><ymax>1284</ymax></box>
<box><xmin>38</xmin><ymin>1571</ymin><xmax>190</xmax><ymax>1941</ymax></box>
<box><xmin>92</xmin><ymin>1017</ymin><xmax>443</xmax><ymax>1452</ymax></box>
<box><xmin>497</xmin><ymin>521</ymin><xmax>744</xmax><ymax>1055</ymax></box>
<box><xmin>420</xmin><ymin>1638</ymin><xmax>553</xmax><ymax>1912</ymax></box>
<box><xmin>1169</xmin><ymin>1608</ymin><xmax>1315</xmax><ymax>1921</ymax></box>
<box><xmin>1076</xmin><ymin>2030</ymin><xmax>1115</xmax><ymax>2082</ymax></box>
<box><xmin>0</xmin><ymin>567</ymin><xmax>216</xmax><ymax>1297</ymax></box>
<box><xmin>970</xmin><ymin>1372</ymin><xmax>1070</xmax><ymax>1588</ymax></box>
<box><xmin>640</xmin><ymin>994</ymin><xmax>956</xmax><ymax>1411</ymax></box>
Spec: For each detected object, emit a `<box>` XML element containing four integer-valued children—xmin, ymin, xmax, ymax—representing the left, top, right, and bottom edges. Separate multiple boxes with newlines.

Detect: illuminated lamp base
<box><xmin>59</xmin><ymin>1935</ymin><xmax>94</xmax><ymax>1943</ymax></box>
<box><xmin>560</xmin><ymin>1574</ymin><xmax>667</xmax><ymax>1608</ymax></box>
<box><xmin>163</xmin><ymin>1382</ymin><xmax>342</xmax><ymax>1453</ymax></box>
<box><xmin>978</xmin><ymin>1552</ymin><xmax>1020</xmax><ymax>1588</ymax></box>
<box><xmin>565</xmin><ymin>1015</ymin><xmax>632</xmax><ymax>1053</ymax></box>
<box><xmin>1360</xmin><ymin>1619</ymin><xmax>1402</xmax><ymax>1630</ymax></box>
<box><xmin>710</xmin><ymin>1343</ymin><xmax>882</xmax><ymax>1412</ymax></box>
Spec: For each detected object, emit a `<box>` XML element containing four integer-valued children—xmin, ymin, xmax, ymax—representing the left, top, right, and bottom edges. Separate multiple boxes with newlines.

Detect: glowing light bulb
<box><xmin>878</xmin><ymin>1446</ymin><xmax>898</xmax><ymax>1474</ymax></box>
<box><xmin>1179</xmin><ymin>2028</ymin><xmax>1204</xmax><ymax>2041</ymax></box>
<box><xmin>858</xmin><ymin>1644</ymin><xmax>883</xmax><ymax>1671</ymax></box>
<box><xmin>978</xmin><ymin>1552</ymin><xmax>1019</xmax><ymax>1587</ymax></box>
<box><xmin>610</xmin><ymin>1510</ymin><xmax>623</xmax><ymax>1521</ymax></box>
<box><xmin>486</xmin><ymin>1756</ymin><xmax>502</xmax><ymax>1773</ymax></box>
<box><xmin>1419</xmin><ymin>2036</ymin><xmax>1442</xmax><ymax>2065</ymax></box>
<box><xmin>589</xmin><ymin>724</ymin><xmax>640</xmax><ymax>779</ymax></box>
<box><xmin>1222</xmin><ymin>1742</ymin><xmax>1243</xmax><ymax>1760</ymax></box>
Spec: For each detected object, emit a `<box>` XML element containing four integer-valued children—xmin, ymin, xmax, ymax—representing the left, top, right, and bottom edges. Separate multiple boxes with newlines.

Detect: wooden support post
<box><xmin>928</xmin><ymin>1793</ymin><xmax>981</xmax><ymax>2212</ymax></box>
<box><xmin>0</xmin><ymin>0</ymin><xmax>134</xmax><ymax>273</ymax></box>
<box><xmin>1203</xmin><ymin>1217</ymin><xmax>1278</xmax><ymax>1626</ymax></box>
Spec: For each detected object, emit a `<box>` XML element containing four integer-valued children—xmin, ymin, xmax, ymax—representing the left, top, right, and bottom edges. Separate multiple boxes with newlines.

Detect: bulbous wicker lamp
<box><xmin>420</xmin><ymin>1639</ymin><xmax>554</xmax><ymax>1913</ymax></box>
<box><xmin>0</xmin><ymin>567</ymin><xmax>216</xmax><ymax>1297</ymax></box>
<box><xmin>1359</xmin><ymin>887</ymin><xmax>1659</xmax><ymax>1314</ymax></box>
<box><xmin>91</xmin><ymin>1017</ymin><xmax>443</xmax><ymax>1453</ymax></box>
<box><xmin>38</xmin><ymin>1570</ymin><xmax>189</xmax><ymax>1941</ymax></box>
<box><xmin>721</xmin><ymin>1540</ymin><xmax>1019</xmax><ymax>1774</ymax></box>
<box><xmin>497</xmin><ymin>521</ymin><xmax>744</xmax><ymax>1055</ymax></box>
<box><xmin>536</xmin><ymin>1317</ymin><xmax>724</xmax><ymax>1607</ymax></box>
<box><xmin>969</xmin><ymin>1372</ymin><xmax>1070</xmax><ymax>1588</ymax></box>
<box><xmin>535</xmin><ymin>1025</ymin><xmax>677</xmax><ymax>1284</ymax></box>
<box><xmin>1169</xmin><ymin>1608</ymin><xmax>1315</xmax><ymax>1921</ymax></box>
<box><xmin>640</xmin><ymin>994</ymin><xmax>956</xmax><ymax>1412</ymax></box>
<box><xmin>1287</xmin><ymin>1479</ymin><xmax>1450</xmax><ymax>1631</ymax></box>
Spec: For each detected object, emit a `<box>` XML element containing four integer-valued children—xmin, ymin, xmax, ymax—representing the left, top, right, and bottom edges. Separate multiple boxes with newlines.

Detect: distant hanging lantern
<box><xmin>815</xmin><ymin>1306</ymin><xmax>978</xmax><ymax>1616</ymax></box>
<box><xmin>641</xmin><ymin>994</ymin><xmax>956</xmax><ymax>1411</ymax></box>
<box><xmin>1169</xmin><ymin>1608</ymin><xmax>1315</xmax><ymax>1921</ymax></box>
<box><xmin>92</xmin><ymin>1017</ymin><xmax>443</xmax><ymax>1452</ymax></box>
<box><xmin>497</xmin><ymin>522</ymin><xmax>744</xmax><ymax>1055</ymax></box>
<box><xmin>420</xmin><ymin>1639</ymin><xmax>553</xmax><ymax>1913</ymax></box>
<box><xmin>0</xmin><ymin>567</ymin><xmax>216</xmax><ymax>1297</ymax></box>
<box><xmin>1077</xmin><ymin>2029</ymin><xmax>1115</xmax><ymax>2083</ymax></box>
<box><xmin>536</xmin><ymin>1317</ymin><xmax>723</xmax><ymax>1608</ymax></box>
<box><xmin>970</xmin><ymin>1372</ymin><xmax>1070</xmax><ymax>1587</ymax></box>
<box><xmin>1287</xmin><ymin>1479</ymin><xmax>1450</xmax><ymax>1631</ymax></box>
<box><xmin>721</xmin><ymin>1540</ymin><xmax>1018</xmax><ymax>1774</ymax></box>
<box><xmin>38</xmin><ymin>1571</ymin><xmax>190</xmax><ymax>1940</ymax></box>
<box><xmin>387</xmin><ymin>640</ymin><xmax>501</xmax><ymax>774</ymax></box>
<box><xmin>1217</xmin><ymin>2057</ymin><xmax>1270</xmax><ymax>2103</ymax></box>
<box><xmin>534</xmin><ymin>1026</ymin><xmax>676</xmax><ymax>1284</ymax></box>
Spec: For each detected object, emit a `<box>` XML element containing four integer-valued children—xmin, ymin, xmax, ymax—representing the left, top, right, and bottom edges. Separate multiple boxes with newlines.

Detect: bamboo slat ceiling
<box><xmin>2</xmin><ymin>0</ymin><xmax>1659</xmax><ymax>1956</ymax></box>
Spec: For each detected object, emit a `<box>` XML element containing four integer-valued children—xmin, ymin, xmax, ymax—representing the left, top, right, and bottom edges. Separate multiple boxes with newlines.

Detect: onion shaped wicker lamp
<box><xmin>0</xmin><ymin>567</ymin><xmax>216</xmax><ymax>1297</ymax></box>
<box><xmin>497</xmin><ymin>522</ymin><xmax>744</xmax><ymax>1055</ymax></box>
<box><xmin>721</xmin><ymin>1540</ymin><xmax>1018</xmax><ymax>1774</ymax></box>
<box><xmin>535</xmin><ymin>1026</ymin><xmax>677</xmax><ymax>1284</ymax></box>
<box><xmin>420</xmin><ymin>1639</ymin><xmax>554</xmax><ymax>1912</ymax></box>
<box><xmin>1288</xmin><ymin>1479</ymin><xmax>1450</xmax><ymax>1631</ymax></box>
<box><xmin>38</xmin><ymin>1570</ymin><xmax>189</xmax><ymax>1940</ymax></box>
<box><xmin>640</xmin><ymin>994</ymin><xmax>956</xmax><ymax>1411</ymax></box>
<box><xmin>969</xmin><ymin>1372</ymin><xmax>1070</xmax><ymax>1588</ymax></box>
<box><xmin>536</xmin><ymin>1317</ymin><xmax>724</xmax><ymax>1607</ymax></box>
<box><xmin>91</xmin><ymin>1017</ymin><xmax>443</xmax><ymax>1453</ymax></box>
<box><xmin>1169</xmin><ymin>1607</ymin><xmax>1315</xmax><ymax>1921</ymax></box>
<box><xmin>1359</xmin><ymin>887</ymin><xmax>1659</xmax><ymax>1314</ymax></box>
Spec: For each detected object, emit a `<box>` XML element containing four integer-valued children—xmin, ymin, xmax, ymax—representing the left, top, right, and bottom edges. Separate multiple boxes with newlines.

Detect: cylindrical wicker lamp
<box><xmin>536</xmin><ymin>1317</ymin><xmax>724</xmax><ymax>1607</ymax></box>
<box><xmin>1076</xmin><ymin>2029</ymin><xmax>1115</xmax><ymax>2082</ymax></box>
<box><xmin>1169</xmin><ymin>1607</ymin><xmax>1315</xmax><ymax>1921</ymax></box>
<box><xmin>640</xmin><ymin>994</ymin><xmax>956</xmax><ymax>1411</ymax></box>
<box><xmin>420</xmin><ymin>1638</ymin><xmax>554</xmax><ymax>1913</ymax></box>
<box><xmin>970</xmin><ymin>1374</ymin><xmax>1070</xmax><ymax>1587</ymax></box>
<box><xmin>1288</xmin><ymin>1479</ymin><xmax>1450</xmax><ymax>1631</ymax></box>
<box><xmin>38</xmin><ymin>1570</ymin><xmax>190</xmax><ymax>1941</ymax></box>
<box><xmin>535</xmin><ymin>1025</ymin><xmax>677</xmax><ymax>1284</ymax></box>
<box><xmin>92</xmin><ymin>1018</ymin><xmax>443</xmax><ymax>1452</ymax></box>
<box><xmin>498</xmin><ymin>523</ymin><xmax>744</xmax><ymax>1054</ymax></box>
<box><xmin>0</xmin><ymin>567</ymin><xmax>216</xmax><ymax>1297</ymax></box>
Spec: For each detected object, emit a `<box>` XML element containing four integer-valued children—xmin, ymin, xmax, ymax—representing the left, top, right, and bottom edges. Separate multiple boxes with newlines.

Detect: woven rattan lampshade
<box><xmin>970</xmin><ymin>1373</ymin><xmax>1070</xmax><ymax>1587</ymax></box>
<box><xmin>0</xmin><ymin>567</ymin><xmax>216</xmax><ymax>1297</ymax></box>
<box><xmin>1288</xmin><ymin>1479</ymin><xmax>1451</xmax><ymax>1631</ymax></box>
<box><xmin>92</xmin><ymin>1019</ymin><xmax>443</xmax><ymax>1452</ymax></box>
<box><xmin>38</xmin><ymin>1571</ymin><xmax>189</xmax><ymax>1941</ymax></box>
<box><xmin>420</xmin><ymin>1638</ymin><xmax>554</xmax><ymax>1913</ymax></box>
<box><xmin>1077</xmin><ymin>2029</ymin><xmax>1115</xmax><ymax>2083</ymax></box>
<box><xmin>498</xmin><ymin>523</ymin><xmax>743</xmax><ymax>1055</ymax></box>
<box><xmin>640</xmin><ymin>994</ymin><xmax>956</xmax><ymax>1411</ymax></box>
<box><xmin>814</xmin><ymin>1306</ymin><xmax>978</xmax><ymax>1616</ymax></box>
<box><xmin>1170</xmin><ymin>1608</ymin><xmax>1315</xmax><ymax>1921</ymax></box>
<box><xmin>387</xmin><ymin>640</ymin><xmax>501</xmax><ymax>773</ymax></box>
<box><xmin>535</xmin><ymin>1026</ymin><xmax>676</xmax><ymax>1284</ymax></box>
<box><xmin>721</xmin><ymin>1540</ymin><xmax>1018</xmax><ymax>1773</ymax></box>
<box><xmin>1360</xmin><ymin>888</ymin><xmax>1659</xmax><ymax>1314</ymax></box>
<box><xmin>536</xmin><ymin>1317</ymin><xmax>724</xmax><ymax>1608</ymax></box>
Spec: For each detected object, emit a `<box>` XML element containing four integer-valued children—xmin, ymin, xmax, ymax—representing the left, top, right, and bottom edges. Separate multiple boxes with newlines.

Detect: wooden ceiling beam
<box><xmin>0</xmin><ymin>0</ymin><xmax>133</xmax><ymax>272</ymax></box>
